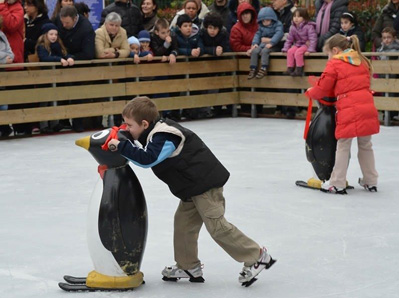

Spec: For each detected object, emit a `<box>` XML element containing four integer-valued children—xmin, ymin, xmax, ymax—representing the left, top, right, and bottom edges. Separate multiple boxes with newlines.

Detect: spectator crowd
<box><xmin>1</xmin><ymin>0</ymin><xmax>399</xmax><ymax>137</ymax></box>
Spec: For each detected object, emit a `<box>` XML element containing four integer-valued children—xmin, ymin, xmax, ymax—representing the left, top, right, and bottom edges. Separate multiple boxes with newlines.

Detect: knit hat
<box><xmin>128</xmin><ymin>36</ymin><xmax>140</xmax><ymax>46</ymax></box>
<box><xmin>41</xmin><ymin>23</ymin><xmax>59</xmax><ymax>35</ymax></box>
<box><xmin>138</xmin><ymin>30</ymin><xmax>151</xmax><ymax>42</ymax></box>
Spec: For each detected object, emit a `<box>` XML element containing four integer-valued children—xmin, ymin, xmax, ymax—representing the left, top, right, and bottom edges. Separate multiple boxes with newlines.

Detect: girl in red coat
<box><xmin>229</xmin><ymin>2</ymin><xmax>258</xmax><ymax>55</ymax></box>
<box><xmin>306</xmin><ymin>34</ymin><xmax>379</xmax><ymax>194</ymax></box>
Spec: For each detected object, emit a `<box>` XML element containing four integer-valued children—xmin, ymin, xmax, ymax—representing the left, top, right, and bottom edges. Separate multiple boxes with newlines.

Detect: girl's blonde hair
<box><xmin>324</xmin><ymin>34</ymin><xmax>372</xmax><ymax>73</ymax></box>
<box><xmin>36</xmin><ymin>32</ymin><xmax>68</xmax><ymax>57</ymax></box>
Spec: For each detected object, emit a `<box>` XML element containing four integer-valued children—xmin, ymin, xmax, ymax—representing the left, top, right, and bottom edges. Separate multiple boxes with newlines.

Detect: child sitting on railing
<box><xmin>281</xmin><ymin>8</ymin><xmax>317</xmax><ymax>77</ymax></box>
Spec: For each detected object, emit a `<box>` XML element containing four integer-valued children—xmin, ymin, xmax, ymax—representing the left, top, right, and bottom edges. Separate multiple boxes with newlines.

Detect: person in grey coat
<box><xmin>0</xmin><ymin>29</ymin><xmax>13</xmax><ymax>63</ymax></box>
<box><xmin>248</xmin><ymin>6</ymin><xmax>283</xmax><ymax>79</ymax></box>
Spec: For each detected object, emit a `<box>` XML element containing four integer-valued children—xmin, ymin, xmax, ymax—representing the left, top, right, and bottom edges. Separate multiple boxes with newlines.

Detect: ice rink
<box><xmin>0</xmin><ymin>117</ymin><xmax>398</xmax><ymax>298</ymax></box>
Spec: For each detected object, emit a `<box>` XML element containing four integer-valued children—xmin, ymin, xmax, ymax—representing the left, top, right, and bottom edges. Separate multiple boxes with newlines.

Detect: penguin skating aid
<box><xmin>59</xmin><ymin>127</ymin><xmax>148</xmax><ymax>292</ymax></box>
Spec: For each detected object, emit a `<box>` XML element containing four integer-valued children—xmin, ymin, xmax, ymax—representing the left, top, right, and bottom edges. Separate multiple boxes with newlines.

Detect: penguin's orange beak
<box><xmin>75</xmin><ymin>136</ymin><xmax>90</xmax><ymax>150</ymax></box>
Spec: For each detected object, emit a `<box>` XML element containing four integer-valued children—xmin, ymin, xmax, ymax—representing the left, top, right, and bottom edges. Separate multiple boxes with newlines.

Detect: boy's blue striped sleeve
<box><xmin>118</xmin><ymin>133</ymin><xmax>181</xmax><ymax>168</ymax></box>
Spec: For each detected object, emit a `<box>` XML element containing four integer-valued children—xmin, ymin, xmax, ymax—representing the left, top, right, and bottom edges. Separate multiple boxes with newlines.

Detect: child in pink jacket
<box><xmin>282</xmin><ymin>8</ymin><xmax>317</xmax><ymax>76</ymax></box>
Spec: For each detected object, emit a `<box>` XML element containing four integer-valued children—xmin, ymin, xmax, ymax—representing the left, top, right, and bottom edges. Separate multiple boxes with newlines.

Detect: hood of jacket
<box><xmin>257</xmin><ymin>6</ymin><xmax>278</xmax><ymax>23</ymax></box>
<box><xmin>237</xmin><ymin>2</ymin><xmax>257</xmax><ymax>28</ymax></box>
<box><xmin>174</xmin><ymin>23</ymin><xmax>199</xmax><ymax>39</ymax></box>
<box><xmin>333</xmin><ymin>49</ymin><xmax>361</xmax><ymax>66</ymax></box>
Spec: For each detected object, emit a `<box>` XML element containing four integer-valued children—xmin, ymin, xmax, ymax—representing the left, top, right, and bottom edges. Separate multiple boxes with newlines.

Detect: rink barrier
<box><xmin>0</xmin><ymin>52</ymin><xmax>398</xmax><ymax>126</ymax></box>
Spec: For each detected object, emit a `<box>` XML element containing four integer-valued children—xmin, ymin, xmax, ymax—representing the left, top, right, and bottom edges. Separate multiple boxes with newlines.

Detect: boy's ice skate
<box><xmin>239</xmin><ymin>247</ymin><xmax>276</xmax><ymax>287</ymax></box>
<box><xmin>358</xmin><ymin>178</ymin><xmax>377</xmax><ymax>192</ymax></box>
<box><xmin>161</xmin><ymin>264</ymin><xmax>204</xmax><ymax>283</ymax></box>
<box><xmin>320</xmin><ymin>182</ymin><xmax>348</xmax><ymax>195</ymax></box>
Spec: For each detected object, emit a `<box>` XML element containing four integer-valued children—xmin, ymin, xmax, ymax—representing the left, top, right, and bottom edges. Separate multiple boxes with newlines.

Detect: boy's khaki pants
<box><xmin>173</xmin><ymin>187</ymin><xmax>261</xmax><ymax>270</ymax></box>
<box><xmin>330</xmin><ymin>136</ymin><xmax>379</xmax><ymax>188</ymax></box>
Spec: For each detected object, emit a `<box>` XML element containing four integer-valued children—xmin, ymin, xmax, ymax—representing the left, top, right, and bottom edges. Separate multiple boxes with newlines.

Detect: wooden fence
<box><xmin>1</xmin><ymin>53</ymin><xmax>398</xmax><ymax>127</ymax></box>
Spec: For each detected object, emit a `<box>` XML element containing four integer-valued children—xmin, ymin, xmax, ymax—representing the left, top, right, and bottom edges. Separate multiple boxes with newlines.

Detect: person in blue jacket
<box><xmin>248</xmin><ymin>6</ymin><xmax>283</xmax><ymax>79</ymax></box>
<box><xmin>174</xmin><ymin>13</ymin><xmax>204</xmax><ymax>57</ymax></box>
<box><xmin>107</xmin><ymin>96</ymin><xmax>276</xmax><ymax>285</ymax></box>
<box><xmin>36</xmin><ymin>22</ymin><xmax>74</xmax><ymax>66</ymax></box>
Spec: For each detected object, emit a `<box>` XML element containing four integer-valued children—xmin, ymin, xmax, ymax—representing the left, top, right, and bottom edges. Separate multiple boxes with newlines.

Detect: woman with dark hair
<box><xmin>170</xmin><ymin>0</ymin><xmax>202</xmax><ymax>28</ymax></box>
<box><xmin>24</xmin><ymin>0</ymin><xmax>51</xmax><ymax>60</ymax></box>
<box><xmin>140</xmin><ymin>0</ymin><xmax>158</xmax><ymax>31</ymax></box>
<box><xmin>51</xmin><ymin>0</ymin><xmax>74</xmax><ymax>21</ymax></box>
<box><xmin>75</xmin><ymin>2</ymin><xmax>90</xmax><ymax>18</ymax></box>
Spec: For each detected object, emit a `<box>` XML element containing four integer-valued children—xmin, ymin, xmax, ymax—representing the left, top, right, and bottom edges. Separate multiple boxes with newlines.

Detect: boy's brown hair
<box><xmin>382</xmin><ymin>27</ymin><xmax>396</xmax><ymax>37</ymax></box>
<box><xmin>0</xmin><ymin>15</ymin><xmax>3</xmax><ymax>30</ymax></box>
<box><xmin>154</xmin><ymin>18</ymin><xmax>169</xmax><ymax>32</ymax></box>
<box><xmin>122</xmin><ymin>96</ymin><xmax>159</xmax><ymax>124</ymax></box>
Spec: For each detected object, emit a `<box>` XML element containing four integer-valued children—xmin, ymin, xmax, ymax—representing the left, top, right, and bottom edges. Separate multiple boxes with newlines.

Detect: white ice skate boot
<box><xmin>321</xmin><ymin>181</ymin><xmax>347</xmax><ymax>195</ymax></box>
<box><xmin>239</xmin><ymin>247</ymin><xmax>276</xmax><ymax>287</ymax></box>
<box><xmin>358</xmin><ymin>178</ymin><xmax>377</xmax><ymax>192</ymax></box>
<box><xmin>162</xmin><ymin>264</ymin><xmax>204</xmax><ymax>282</ymax></box>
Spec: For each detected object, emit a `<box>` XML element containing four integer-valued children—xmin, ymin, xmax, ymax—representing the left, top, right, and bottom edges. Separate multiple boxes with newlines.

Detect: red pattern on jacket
<box><xmin>306</xmin><ymin>58</ymin><xmax>380</xmax><ymax>139</ymax></box>
<box><xmin>229</xmin><ymin>3</ymin><xmax>258</xmax><ymax>52</ymax></box>
<box><xmin>0</xmin><ymin>0</ymin><xmax>24</xmax><ymax>64</ymax></box>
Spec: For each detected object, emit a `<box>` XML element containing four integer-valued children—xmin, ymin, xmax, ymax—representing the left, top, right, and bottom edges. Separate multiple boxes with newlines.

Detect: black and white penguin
<box><xmin>306</xmin><ymin>102</ymin><xmax>337</xmax><ymax>181</ymax></box>
<box><xmin>304</xmin><ymin>100</ymin><xmax>337</xmax><ymax>188</ymax></box>
<box><xmin>75</xmin><ymin>128</ymin><xmax>148</xmax><ymax>290</ymax></box>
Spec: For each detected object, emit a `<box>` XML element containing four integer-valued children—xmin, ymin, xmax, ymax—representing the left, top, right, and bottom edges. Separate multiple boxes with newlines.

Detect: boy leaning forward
<box><xmin>107</xmin><ymin>96</ymin><xmax>276</xmax><ymax>286</ymax></box>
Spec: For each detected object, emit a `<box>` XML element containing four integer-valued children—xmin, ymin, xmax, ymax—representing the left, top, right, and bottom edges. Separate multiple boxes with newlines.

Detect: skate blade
<box><xmin>266</xmin><ymin>258</ymin><xmax>277</xmax><ymax>269</ymax></box>
<box><xmin>320</xmin><ymin>188</ymin><xmax>347</xmax><ymax>195</ymax></box>
<box><xmin>189</xmin><ymin>276</ymin><xmax>205</xmax><ymax>283</ymax></box>
<box><xmin>241</xmin><ymin>277</ymin><xmax>257</xmax><ymax>287</ymax></box>
<box><xmin>162</xmin><ymin>276</ymin><xmax>179</xmax><ymax>282</ymax></box>
<box><xmin>162</xmin><ymin>276</ymin><xmax>205</xmax><ymax>283</ymax></box>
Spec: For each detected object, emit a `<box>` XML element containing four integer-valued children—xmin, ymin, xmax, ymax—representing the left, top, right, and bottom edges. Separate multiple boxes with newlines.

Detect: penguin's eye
<box><xmin>92</xmin><ymin>130</ymin><xmax>110</xmax><ymax>140</ymax></box>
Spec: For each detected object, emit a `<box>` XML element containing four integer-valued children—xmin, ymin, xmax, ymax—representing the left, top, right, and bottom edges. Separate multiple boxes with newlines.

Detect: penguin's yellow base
<box><xmin>307</xmin><ymin>177</ymin><xmax>322</xmax><ymax>189</ymax></box>
<box><xmin>86</xmin><ymin>270</ymin><xmax>144</xmax><ymax>289</ymax></box>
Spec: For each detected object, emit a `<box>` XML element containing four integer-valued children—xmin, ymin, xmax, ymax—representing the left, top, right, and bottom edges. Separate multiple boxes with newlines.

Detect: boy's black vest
<box><xmin>147</xmin><ymin>119</ymin><xmax>230</xmax><ymax>201</ymax></box>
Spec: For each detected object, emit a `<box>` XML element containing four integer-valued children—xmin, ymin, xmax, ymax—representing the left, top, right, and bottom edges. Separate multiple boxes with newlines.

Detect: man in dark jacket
<box><xmin>56</xmin><ymin>6</ymin><xmax>95</xmax><ymax>60</ymax></box>
<box><xmin>55</xmin><ymin>6</ymin><xmax>95</xmax><ymax>132</ymax></box>
<box><xmin>208</xmin><ymin>0</ymin><xmax>230</xmax><ymax>32</ymax></box>
<box><xmin>100</xmin><ymin>0</ymin><xmax>143</xmax><ymax>38</ymax></box>
<box><xmin>272</xmin><ymin>0</ymin><xmax>294</xmax><ymax>51</ymax></box>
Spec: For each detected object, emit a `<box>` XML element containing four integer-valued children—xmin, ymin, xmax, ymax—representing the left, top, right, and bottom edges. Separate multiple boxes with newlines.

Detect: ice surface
<box><xmin>0</xmin><ymin>118</ymin><xmax>398</xmax><ymax>298</ymax></box>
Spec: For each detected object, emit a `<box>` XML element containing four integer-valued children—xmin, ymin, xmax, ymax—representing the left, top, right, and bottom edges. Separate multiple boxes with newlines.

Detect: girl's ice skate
<box><xmin>358</xmin><ymin>178</ymin><xmax>377</xmax><ymax>192</ymax></box>
<box><xmin>239</xmin><ymin>247</ymin><xmax>276</xmax><ymax>287</ymax></box>
<box><xmin>161</xmin><ymin>265</ymin><xmax>204</xmax><ymax>282</ymax></box>
<box><xmin>321</xmin><ymin>182</ymin><xmax>347</xmax><ymax>194</ymax></box>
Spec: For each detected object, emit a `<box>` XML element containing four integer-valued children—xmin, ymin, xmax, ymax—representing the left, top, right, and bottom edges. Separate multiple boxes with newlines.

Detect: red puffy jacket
<box><xmin>306</xmin><ymin>52</ymin><xmax>380</xmax><ymax>139</ymax></box>
<box><xmin>0</xmin><ymin>0</ymin><xmax>24</xmax><ymax>64</ymax></box>
<box><xmin>229</xmin><ymin>3</ymin><xmax>258</xmax><ymax>52</ymax></box>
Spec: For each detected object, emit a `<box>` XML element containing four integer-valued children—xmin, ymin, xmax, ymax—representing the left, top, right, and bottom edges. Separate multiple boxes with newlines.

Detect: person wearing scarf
<box><xmin>314</xmin><ymin>0</ymin><xmax>348</xmax><ymax>51</ymax></box>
